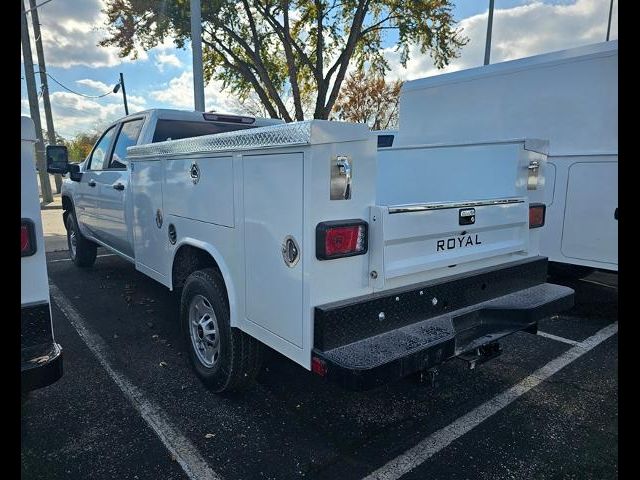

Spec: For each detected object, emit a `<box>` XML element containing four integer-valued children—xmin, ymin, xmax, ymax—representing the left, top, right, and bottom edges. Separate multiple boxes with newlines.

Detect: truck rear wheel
<box><xmin>65</xmin><ymin>211</ymin><xmax>97</xmax><ymax>268</ymax></box>
<box><xmin>180</xmin><ymin>268</ymin><xmax>263</xmax><ymax>393</ymax></box>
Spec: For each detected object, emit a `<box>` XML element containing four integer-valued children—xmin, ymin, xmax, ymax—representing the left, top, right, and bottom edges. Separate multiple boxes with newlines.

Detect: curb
<box><xmin>41</xmin><ymin>204</ymin><xmax>63</xmax><ymax>210</ymax></box>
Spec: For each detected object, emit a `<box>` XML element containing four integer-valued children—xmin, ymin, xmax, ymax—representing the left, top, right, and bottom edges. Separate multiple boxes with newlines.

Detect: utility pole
<box><xmin>606</xmin><ymin>0</ymin><xmax>614</xmax><ymax>41</ymax></box>
<box><xmin>484</xmin><ymin>0</ymin><xmax>495</xmax><ymax>65</ymax></box>
<box><xmin>21</xmin><ymin>0</ymin><xmax>52</xmax><ymax>203</ymax></box>
<box><xmin>29</xmin><ymin>0</ymin><xmax>61</xmax><ymax>194</ymax></box>
<box><xmin>190</xmin><ymin>0</ymin><xmax>205</xmax><ymax>111</ymax></box>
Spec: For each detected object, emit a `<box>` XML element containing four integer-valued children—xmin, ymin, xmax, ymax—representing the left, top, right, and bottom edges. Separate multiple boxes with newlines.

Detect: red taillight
<box><xmin>529</xmin><ymin>203</ymin><xmax>546</xmax><ymax>229</ymax></box>
<box><xmin>311</xmin><ymin>357</ymin><xmax>327</xmax><ymax>377</ymax></box>
<box><xmin>21</xmin><ymin>219</ymin><xmax>36</xmax><ymax>257</ymax></box>
<box><xmin>316</xmin><ymin>220</ymin><xmax>368</xmax><ymax>260</ymax></box>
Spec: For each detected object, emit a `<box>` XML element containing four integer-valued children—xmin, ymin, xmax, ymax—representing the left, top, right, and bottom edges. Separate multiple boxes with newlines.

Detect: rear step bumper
<box><xmin>311</xmin><ymin>257</ymin><xmax>574</xmax><ymax>390</ymax></box>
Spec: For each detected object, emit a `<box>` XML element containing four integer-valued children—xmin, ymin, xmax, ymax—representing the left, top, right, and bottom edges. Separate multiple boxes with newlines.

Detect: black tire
<box><xmin>65</xmin><ymin>211</ymin><xmax>97</xmax><ymax>268</ymax></box>
<box><xmin>180</xmin><ymin>268</ymin><xmax>263</xmax><ymax>393</ymax></box>
<box><xmin>548</xmin><ymin>262</ymin><xmax>595</xmax><ymax>280</ymax></box>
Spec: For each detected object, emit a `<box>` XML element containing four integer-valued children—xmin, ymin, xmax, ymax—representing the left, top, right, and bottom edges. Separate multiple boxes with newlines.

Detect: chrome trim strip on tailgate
<box><xmin>387</xmin><ymin>197</ymin><xmax>525</xmax><ymax>214</ymax></box>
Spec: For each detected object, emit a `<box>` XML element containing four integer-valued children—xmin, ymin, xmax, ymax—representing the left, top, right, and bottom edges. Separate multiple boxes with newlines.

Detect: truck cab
<box><xmin>59</xmin><ymin>109</ymin><xmax>282</xmax><ymax>264</ymax></box>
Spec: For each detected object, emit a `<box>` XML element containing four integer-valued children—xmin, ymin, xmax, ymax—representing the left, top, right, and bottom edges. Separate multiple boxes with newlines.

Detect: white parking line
<box><xmin>362</xmin><ymin>322</ymin><xmax>618</xmax><ymax>480</ymax></box>
<box><xmin>48</xmin><ymin>253</ymin><xmax>117</xmax><ymax>263</ymax></box>
<box><xmin>49</xmin><ymin>283</ymin><xmax>223</xmax><ymax>480</ymax></box>
<box><xmin>537</xmin><ymin>331</ymin><xmax>581</xmax><ymax>346</ymax></box>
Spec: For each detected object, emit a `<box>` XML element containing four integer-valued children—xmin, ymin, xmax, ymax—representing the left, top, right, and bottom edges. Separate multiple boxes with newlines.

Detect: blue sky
<box><xmin>21</xmin><ymin>0</ymin><xmax>618</xmax><ymax>138</ymax></box>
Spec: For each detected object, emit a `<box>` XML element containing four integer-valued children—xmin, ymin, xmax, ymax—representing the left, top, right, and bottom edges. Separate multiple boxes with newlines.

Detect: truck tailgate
<box><xmin>369</xmin><ymin>198</ymin><xmax>529</xmax><ymax>285</ymax></box>
<box><xmin>371</xmin><ymin>139</ymin><xmax>545</xmax><ymax>290</ymax></box>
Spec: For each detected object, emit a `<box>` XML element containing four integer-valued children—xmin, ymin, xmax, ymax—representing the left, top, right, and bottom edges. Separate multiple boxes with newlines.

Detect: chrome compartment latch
<box><xmin>527</xmin><ymin>160</ymin><xmax>540</xmax><ymax>190</ymax></box>
<box><xmin>330</xmin><ymin>155</ymin><xmax>352</xmax><ymax>200</ymax></box>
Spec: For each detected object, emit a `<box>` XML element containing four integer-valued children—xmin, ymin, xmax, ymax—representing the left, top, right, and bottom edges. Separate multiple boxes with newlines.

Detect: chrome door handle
<box><xmin>88</xmin><ymin>180</ymin><xmax>96</xmax><ymax>187</ymax></box>
<box><xmin>113</xmin><ymin>183</ymin><xmax>125</xmax><ymax>191</ymax></box>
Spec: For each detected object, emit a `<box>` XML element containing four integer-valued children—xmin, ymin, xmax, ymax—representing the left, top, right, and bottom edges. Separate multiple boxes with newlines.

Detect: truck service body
<box><xmin>57</xmin><ymin>108</ymin><xmax>574</xmax><ymax>392</ymax></box>
<box><xmin>380</xmin><ymin>41</ymin><xmax>618</xmax><ymax>275</ymax></box>
<box><xmin>21</xmin><ymin>116</ymin><xmax>63</xmax><ymax>391</ymax></box>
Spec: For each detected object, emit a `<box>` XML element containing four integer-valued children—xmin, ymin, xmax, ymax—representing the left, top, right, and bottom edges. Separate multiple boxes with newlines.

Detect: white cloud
<box><xmin>149</xmin><ymin>71</ymin><xmax>240</xmax><ymax>113</ymax></box>
<box><xmin>25</xmin><ymin>0</ymin><xmax>147</xmax><ymax>69</ymax></box>
<box><xmin>76</xmin><ymin>79</ymin><xmax>113</xmax><ymax>93</ymax></box>
<box><xmin>384</xmin><ymin>0</ymin><xmax>618</xmax><ymax>82</ymax></box>
<box><xmin>155</xmin><ymin>52</ymin><xmax>183</xmax><ymax>72</ymax></box>
<box><xmin>21</xmin><ymin>87</ymin><xmax>147</xmax><ymax>139</ymax></box>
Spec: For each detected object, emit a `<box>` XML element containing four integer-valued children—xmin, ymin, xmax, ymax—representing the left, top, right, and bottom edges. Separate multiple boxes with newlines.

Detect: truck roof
<box><xmin>113</xmin><ymin>108</ymin><xmax>284</xmax><ymax>127</ymax></box>
<box><xmin>403</xmin><ymin>40</ymin><xmax>618</xmax><ymax>93</ymax></box>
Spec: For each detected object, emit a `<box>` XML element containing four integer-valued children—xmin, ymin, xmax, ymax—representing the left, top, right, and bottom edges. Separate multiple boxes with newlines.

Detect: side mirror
<box><xmin>46</xmin><ymin>145</ymin><xmax>69</xmax><ymax>174</ymax></box>
<box><xmin>68</xmin><ymin>163</ymin><xmax>82</xmax><ymax>182</ymax></box>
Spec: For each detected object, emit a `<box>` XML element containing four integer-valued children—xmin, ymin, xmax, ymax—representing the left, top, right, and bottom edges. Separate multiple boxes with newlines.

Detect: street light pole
<box><xmin>190</xmin><ymin>0</ymin><xmax>205</xmax><ymax>111</ymax></box>
<box><xmin>484</xmin><ymin>0</ymin><xmax>495</xmax><ymax>65</ymax></box>
<box><xmin>116</xmin><ymin>72</ymin><xmax>129</xmax><ymax>115</ymax></box>
<box><xmin>29</xmin><ymin>0</ymin><xmax>61</xmax><ymax>194</ymax></box>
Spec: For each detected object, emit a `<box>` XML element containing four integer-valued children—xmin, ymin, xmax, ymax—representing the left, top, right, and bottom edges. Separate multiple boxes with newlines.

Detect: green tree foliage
<box><xmin>332</xmin><ymin>70</ymin><xmax>402</xmax><ymax>130</ymax></box>
<box><xmin>100</xmin><ymin>0</ymin><xmax>467</xmax><ymax>121</ymax></box>
<box><xmin>60</xmin><ymin>132</ymin><xmax>101</xmax><ymax>163</ymax></box>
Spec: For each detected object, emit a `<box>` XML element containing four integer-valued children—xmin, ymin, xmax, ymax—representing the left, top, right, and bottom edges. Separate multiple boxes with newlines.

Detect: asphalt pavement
<box><xmin>20</xmin><ymin>246</ymin><xmax>618</xmax><ymax>480</ymax></box>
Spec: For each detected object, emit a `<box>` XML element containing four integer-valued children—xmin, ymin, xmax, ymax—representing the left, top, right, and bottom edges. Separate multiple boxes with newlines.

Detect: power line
<box><xmin>32</xmin><ymin>70</ymin><xmax>115</xmax><ymax>99</ymax></box>
<box><xmin>23</xmin><ymin>0</ymin><xmax>54</xmax><ymax>15</ymax></box>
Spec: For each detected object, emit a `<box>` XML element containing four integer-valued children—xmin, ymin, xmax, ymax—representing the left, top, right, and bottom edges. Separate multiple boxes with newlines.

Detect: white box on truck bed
<box><xmin>391</xmin><ymin>41</ymin><xmax>618</xmax><ymax>273</ymax></box>
<box><xmin>57</xmin><ymin>109</ymin><xmax>574</xmax><ymax>392</ymax></box>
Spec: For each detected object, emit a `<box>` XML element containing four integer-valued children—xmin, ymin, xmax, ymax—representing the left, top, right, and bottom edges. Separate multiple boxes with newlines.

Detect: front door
<box><xmin>92</xmin><ymin>118</ymin><xmax>144</xmax><ymax>258</ymax></box>
<box><xmin>76</xmin><ymin>125</ymin><xmax>118</xmax><ymax>237</ymax></box>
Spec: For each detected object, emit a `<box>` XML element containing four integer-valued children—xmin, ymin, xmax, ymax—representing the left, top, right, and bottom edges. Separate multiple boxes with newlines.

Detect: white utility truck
<box><xmin>21</xmin><ymin>116</ymin><xmax>63</xmax><ymax>391</ymax></box>
<box><xmin>380</xmin><ymin>41</ymin><xmax>618</xmax><ymax>277</ymax></box>
<box><xmin>51</xmin><ymin>108</ymin><xmax>574</xmax><ymax>392</ymax></box>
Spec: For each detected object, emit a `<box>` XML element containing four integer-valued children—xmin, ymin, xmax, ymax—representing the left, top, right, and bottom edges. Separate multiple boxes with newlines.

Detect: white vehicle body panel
<box><xmin>243</xmin><ymin>152</ymin><xmax>304</xmax><ymax>347</ymax></box>
<box><xmin>22</xmin><ymin>116</ymin><xmax>63</xmax><ymax>389</ymax></box>
<box><xmin>127</xmin><ymin>121</ymin><xmax>544</xmax><ymax>369</ymax></box>
<box><xmin>63</xmin><ymin>108</ymin><xmax>282</xmax><ymax>257</ymax></box>
<box><xmin>392</xmin><ymin>41</ymin><xmax>618</xmax><ymax>271</ymax></box>
<box><xmin>21</xmin><ymin>117</ymin><xmax>50</xmax><ymax>307</ymax></box>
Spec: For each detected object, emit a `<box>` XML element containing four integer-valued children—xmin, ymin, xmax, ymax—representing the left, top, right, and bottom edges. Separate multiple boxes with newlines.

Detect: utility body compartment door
<box><xmin>243</xmin><ymin>152</ymin><xmax>304</xmax><ymax>348</ymax></box>
<box><xmin>130</xmin><ymin>159</ymin><xmax>168</xmax><ymax>284</ymax></box>
<box><xmin>561</xmin><ymin>161</ymin><xmax>618</xmax><ymax>265</ymax></box>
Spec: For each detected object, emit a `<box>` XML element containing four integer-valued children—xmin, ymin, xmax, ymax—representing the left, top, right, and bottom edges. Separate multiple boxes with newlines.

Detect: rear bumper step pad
<box><xmin>312</xmin><ymin>282</ymin><xmax>574</xmax><ymax>390</ymax></box>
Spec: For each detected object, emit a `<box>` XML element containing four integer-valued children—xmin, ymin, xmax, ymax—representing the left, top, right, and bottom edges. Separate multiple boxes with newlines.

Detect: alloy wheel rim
<box><xmin>188</xmin><ymin>294</ymin><xmax>220</xmax><ymax>368</ymax></box>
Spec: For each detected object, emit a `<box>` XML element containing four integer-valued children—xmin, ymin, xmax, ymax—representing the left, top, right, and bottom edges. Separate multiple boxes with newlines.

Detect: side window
<box><xmin>110</xmin><ymin>119</ymin><xmax>144</xmax><ymax>169</ymax></box>
<box><xmin>88</xmin><ymin>126</ymin><xmax>117</xmax><ymax>171</ymax></box>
